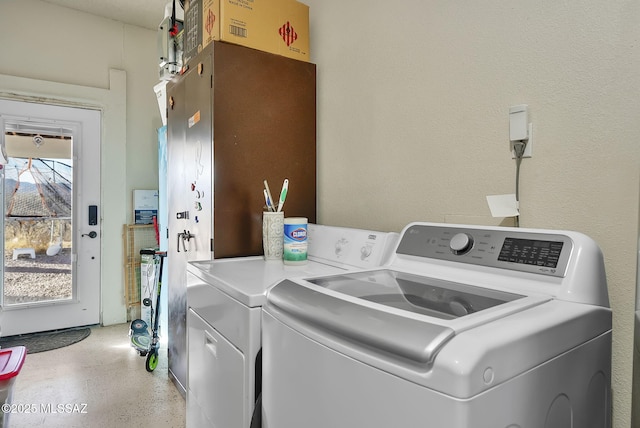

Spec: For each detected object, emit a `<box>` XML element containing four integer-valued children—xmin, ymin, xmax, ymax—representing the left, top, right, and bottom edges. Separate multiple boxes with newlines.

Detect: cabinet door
<box><xmin>212</xmin><ymin>41</ymin><xmax>317</xmax><ymax>258</ymax></box>
<box><xmin>184</xmin><ymin>51</ymin><xmax>213</xmax><ymax>261</ymax></box>
<box><xmin>166</xmin><ymin>76</ymin><xmax>189</xmax><ymax>392</ymax></box>
<box><xmin>188</xmin><ymin>308</ymin><xmax>245</xmax><ymax>428</ymax></box>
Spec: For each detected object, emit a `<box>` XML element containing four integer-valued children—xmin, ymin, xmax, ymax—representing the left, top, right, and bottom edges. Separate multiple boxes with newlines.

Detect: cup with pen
<box><xmin>262</xmin><ymin>178</ymin><xmax>288</xmax><ymax>260</ymax></box>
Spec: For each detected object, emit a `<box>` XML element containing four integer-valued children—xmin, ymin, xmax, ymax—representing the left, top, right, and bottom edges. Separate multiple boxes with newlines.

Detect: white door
<box><xmin>0</xmin><ymin>99</ymin><xmax>101</xmax><ymax>336</ymax></box>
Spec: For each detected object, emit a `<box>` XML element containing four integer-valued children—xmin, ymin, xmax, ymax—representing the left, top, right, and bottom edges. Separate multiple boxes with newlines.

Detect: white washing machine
<box><xmin>185</xmin><ymin>224</ymin><xmax>398</xmax><ymax>428</ymax></box>
<box><xmin>262</xmin><ymin>222</ymin><xmax>612</xmax><ymax>428</ymax></box>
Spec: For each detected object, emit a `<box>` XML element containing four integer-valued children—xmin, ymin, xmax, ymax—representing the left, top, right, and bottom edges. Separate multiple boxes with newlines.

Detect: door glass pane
<box><xmin>3</xmin><ymin>130</ymin><xmax>73</xmax><ymax>306</ymax></box>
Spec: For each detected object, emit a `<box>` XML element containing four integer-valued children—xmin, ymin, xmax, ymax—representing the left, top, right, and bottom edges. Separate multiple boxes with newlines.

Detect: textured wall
<box><xmin>306</xmin><ymin>0</ymin><xmax>640</xmax><ymax>426</ymax></box>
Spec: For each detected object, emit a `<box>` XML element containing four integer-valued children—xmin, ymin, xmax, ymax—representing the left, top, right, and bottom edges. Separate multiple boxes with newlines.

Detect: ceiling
<box><xmin>41</xmin><ymin>0</ymin><xmax>180</xmax><ymax>31</ymax></box>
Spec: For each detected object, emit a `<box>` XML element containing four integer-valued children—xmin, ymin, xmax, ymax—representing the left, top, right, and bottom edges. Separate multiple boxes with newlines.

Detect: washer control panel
<box><xmin>396</xmin><ymin>224</ymin><xmax>573</xmax><ymax>277</ymax></box>
<box><xmin>449</xmin><ymin>233</ymin><xmax>474</xmax><ymax>255</ymax></box>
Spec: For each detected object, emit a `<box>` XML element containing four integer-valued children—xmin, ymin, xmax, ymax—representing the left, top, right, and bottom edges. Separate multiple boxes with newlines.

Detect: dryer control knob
<box><xmin>450</xmin><ymin>233</ymin><xmax>474</xmax><ymax>255</ymax></box>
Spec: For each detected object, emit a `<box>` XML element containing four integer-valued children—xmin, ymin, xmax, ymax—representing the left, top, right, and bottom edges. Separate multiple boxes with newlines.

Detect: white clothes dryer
<box><xmin>185</xmin><ymin>224</ymin><xmax>398</xmax><ymax>428</ymax></box>
<box><xmin>262</xmin><ymin>222</ymin><xmax>612</xmax><ymax>428</ymax></box>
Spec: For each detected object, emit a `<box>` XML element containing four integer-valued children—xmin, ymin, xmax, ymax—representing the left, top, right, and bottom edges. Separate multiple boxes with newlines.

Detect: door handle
<box><xmin>82</xmin><ymin>231</ymin><xmax>98</xmax><ymax>238</ymax></box>
<box><xmin>177</xmin><ymin>230</ymin><xmax>194</xmax><ymax>252</ymax></box>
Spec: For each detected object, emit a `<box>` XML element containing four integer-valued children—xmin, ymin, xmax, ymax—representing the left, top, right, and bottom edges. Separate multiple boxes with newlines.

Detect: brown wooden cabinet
<box><xmin>165</xmin><ymin>41</ymin><xmax>316</xmax><ymax>395</ymax></box>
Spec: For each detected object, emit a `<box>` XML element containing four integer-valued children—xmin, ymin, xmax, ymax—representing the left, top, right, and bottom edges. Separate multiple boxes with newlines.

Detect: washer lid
<box><xmin>308</xmin><ymin>269</ymin><xmax>524</xmax><ymax>320</ymax></box>
<box><xmin>267</xmin><ymin>279</ymin><xmax>456</xmax><ymax>364</ymax></box>
<box><xmin>267</xmin><ymin>269</ymin><xmax>550</xmax><ymax>365</ymax></box>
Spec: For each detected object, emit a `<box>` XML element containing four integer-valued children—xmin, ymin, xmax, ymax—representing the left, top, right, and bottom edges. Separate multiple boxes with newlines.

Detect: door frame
<box><xmin>0</xmin><ymin>100</ymin><xmax>101</xmax><ymax>335</ymax></box>
<box><xmin>0</xmin><ymin>70</ymin><xmax>129</xmax><ymax>328</ymax></box>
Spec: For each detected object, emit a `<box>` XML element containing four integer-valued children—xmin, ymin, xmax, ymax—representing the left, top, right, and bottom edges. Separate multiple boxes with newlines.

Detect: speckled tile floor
<box><xmin>6</xmin><ymin>323</ymin><xmax>185</xmax><ymax>428</ymax></box>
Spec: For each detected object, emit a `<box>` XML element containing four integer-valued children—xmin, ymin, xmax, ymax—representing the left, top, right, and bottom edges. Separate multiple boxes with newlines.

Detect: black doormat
<box><xmin>0</xmin><ymin>327</ymin><xmax>91</xmax><ymax>354</ymax></box>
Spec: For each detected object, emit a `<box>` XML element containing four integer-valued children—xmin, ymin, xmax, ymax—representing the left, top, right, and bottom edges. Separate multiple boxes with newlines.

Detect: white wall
<box><xmin>1</xmin><ymin>0</ymin><xmax>639</xmax><ymax>425</ymax></box>
<box><xmin>305</xmin><ymin>0</ymin><xmax>639</xmax><ymax>426</ymax></box>
<box><xmin>0</xmin><ymin>0</ymin><xmax>161</xmax><ymax>325</ymax></box>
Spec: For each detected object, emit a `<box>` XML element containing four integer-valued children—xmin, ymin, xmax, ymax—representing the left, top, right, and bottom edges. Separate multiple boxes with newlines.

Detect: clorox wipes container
<box><xmin>283</xmin><ymin>217</ymin><xmax>308</xmax><ymax>265</ymax></box>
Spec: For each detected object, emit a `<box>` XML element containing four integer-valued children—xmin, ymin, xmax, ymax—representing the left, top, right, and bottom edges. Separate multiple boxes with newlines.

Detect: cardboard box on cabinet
<box><xmin>183</xmin><ymin>0</ymin><xmax>310</xmax><ymax>65</ymax></box>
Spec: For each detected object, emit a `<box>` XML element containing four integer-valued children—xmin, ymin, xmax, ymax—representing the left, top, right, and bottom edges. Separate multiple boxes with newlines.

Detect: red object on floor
<box><xmin>0</xmin><ymin>346</ymin><xmax>26</xmax><ymax>381</ymax></box>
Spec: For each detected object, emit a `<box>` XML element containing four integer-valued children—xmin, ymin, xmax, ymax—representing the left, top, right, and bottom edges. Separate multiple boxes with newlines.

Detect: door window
<box><xmin>0</xmin><ymin>99</ymin><xmax>100</xmax><ymax>336</ymax></box>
